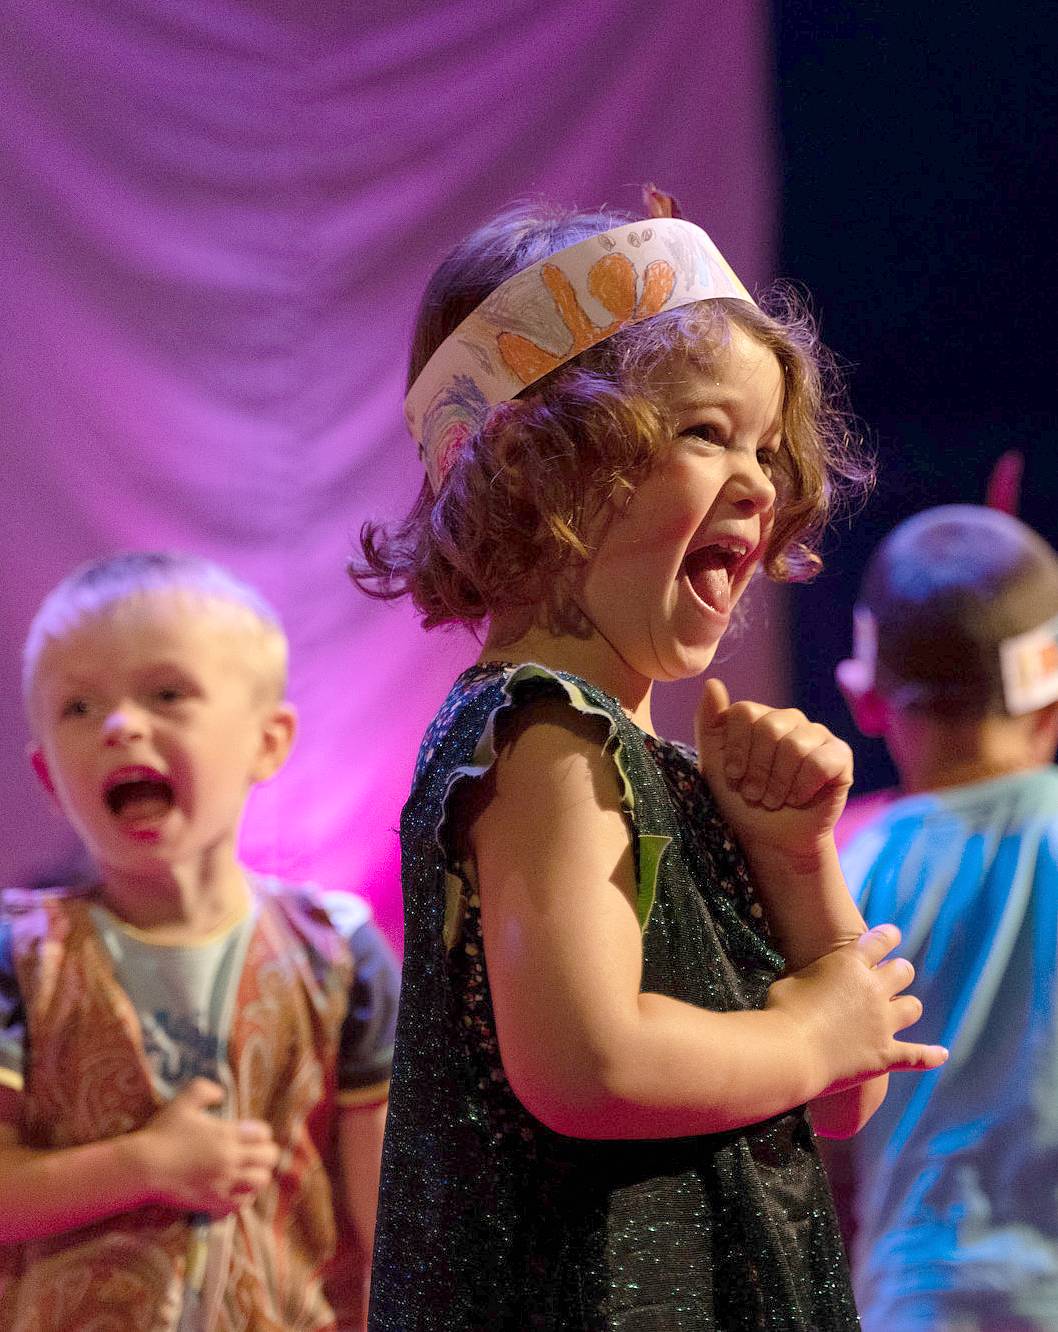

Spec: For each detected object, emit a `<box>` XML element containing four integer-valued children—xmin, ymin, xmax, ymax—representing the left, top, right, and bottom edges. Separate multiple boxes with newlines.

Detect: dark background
<box><xmin>777</xmin><ymin>0</ymin><xmax>1057</xmax><ymax>791</ymax></box>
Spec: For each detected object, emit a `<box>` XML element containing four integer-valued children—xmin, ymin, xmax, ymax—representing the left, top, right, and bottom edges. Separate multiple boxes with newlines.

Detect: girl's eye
<box><xmin>61</xmin><ymin>698</ymin><xmax>90</xmax><ymax>719</ymax></box>
<box><xmin>155</xmin><ymin>686</ymin><xmax>186</xmax><ymax>704</ymax></box>
<box><xmin>683</xmin><ymin>424</ymin><xmax>723</xmax><ymax>446</ymax></box>
<box><xmin>757</xmin><ymin>449</ymin><xmax>776</xmax><ymax>474</ymax></box>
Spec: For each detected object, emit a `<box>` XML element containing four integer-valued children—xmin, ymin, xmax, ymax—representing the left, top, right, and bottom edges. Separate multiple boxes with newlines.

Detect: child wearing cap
<box><xmin>0</xmin><ymin>552</ymin><xmax>400</xmax><ymax>1332</ymax></box>
<box><xmin>836</xmin><ymin>504</ymin><xmax>1058</xmax><ymax>1331</ymax></box>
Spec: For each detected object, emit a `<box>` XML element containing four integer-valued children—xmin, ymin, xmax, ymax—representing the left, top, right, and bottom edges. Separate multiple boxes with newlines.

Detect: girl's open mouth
<box><xmin>681</xmin><ymin>541</ymin><xmax>753</xmax><ymax>615</ymax></box>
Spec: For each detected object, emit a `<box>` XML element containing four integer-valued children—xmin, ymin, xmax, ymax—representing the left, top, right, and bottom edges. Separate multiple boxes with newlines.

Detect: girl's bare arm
<box><xmin>471</xmin><ymin>703</ymin><xmax>944</xmax><ymax>1142</ymax></box>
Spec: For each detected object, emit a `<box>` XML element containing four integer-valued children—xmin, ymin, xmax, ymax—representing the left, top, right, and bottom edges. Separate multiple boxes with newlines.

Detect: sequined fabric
<box><xmin>369</xmin><ymin>663</ymin><xmax>859</xmax><ymax>1331</ymax></box>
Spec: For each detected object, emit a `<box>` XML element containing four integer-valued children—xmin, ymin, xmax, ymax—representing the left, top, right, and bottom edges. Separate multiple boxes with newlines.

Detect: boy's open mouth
<box><xmin>103</xmin><ymin>766</ymin><xmax>175</xmax><ymax>822</ymax></box>
<box><xmin>681</xmin><ymin>540</ymin><xmax>753</xmax><ymax>615</ymax></box>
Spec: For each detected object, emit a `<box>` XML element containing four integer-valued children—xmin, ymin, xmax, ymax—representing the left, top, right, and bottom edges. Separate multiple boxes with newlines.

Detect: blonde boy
<box><xmin>0</xmin><ymin>553</ymin><xmax>399</xmax><ymax>1332</ymax></box>
<box><xmin>836</xmin><ymin>506</ymin><xmax>1058</xmax><ymax>1331</ymax></box>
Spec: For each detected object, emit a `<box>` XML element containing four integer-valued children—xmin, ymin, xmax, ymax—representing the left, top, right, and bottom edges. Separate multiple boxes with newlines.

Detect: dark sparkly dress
<box><xmin>369</xmin><ymin>663</ymin><xmax>859</xmax><ymax>1331</ymax></box>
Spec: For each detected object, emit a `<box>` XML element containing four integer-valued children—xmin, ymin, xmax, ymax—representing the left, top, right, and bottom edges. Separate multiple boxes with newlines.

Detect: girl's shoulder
<box><xmin>408</xmin><ymin>662</ymin><xmax>672</xmax><ymax>930</ymax></box>
<box><xmin>415</xmin><ymin>661</ymin><xmax>633</xmax><ymax>783</ymax></box>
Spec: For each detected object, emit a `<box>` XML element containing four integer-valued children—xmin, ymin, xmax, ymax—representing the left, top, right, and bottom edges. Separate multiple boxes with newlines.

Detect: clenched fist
<box><xmin>132</xmin><ymin>1077</ymin><xmax>280</xmax><ymax>1218</ymax></box>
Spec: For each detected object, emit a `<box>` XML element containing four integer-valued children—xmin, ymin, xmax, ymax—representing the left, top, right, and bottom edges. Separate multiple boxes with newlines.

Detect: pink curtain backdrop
<box><xmin>0</xmin><ymin>0</ymin><xmax>778</xmax><ymax>946</ymax></box>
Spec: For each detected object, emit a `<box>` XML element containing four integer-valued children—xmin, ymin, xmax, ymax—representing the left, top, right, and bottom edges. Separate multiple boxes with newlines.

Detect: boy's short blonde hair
<box><xmin>23</xmin><ymin>552</ymin><xmax>289</xmax><ymax>710</ymax></box>
<box><xmin>352</xmin><ymin>202</ymin><xmax>872</xmax><ymax>630</ymax></box>
<box><xmin>861</xmin><ymin>505</ymin><xmax>1058</xmax><ymax>718</ymax></box>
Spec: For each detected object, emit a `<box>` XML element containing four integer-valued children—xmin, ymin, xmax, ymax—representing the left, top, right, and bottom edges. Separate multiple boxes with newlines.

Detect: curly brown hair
<box><xmin>351</xmin><ymin>203</ymin><xmax>872</xmax><ymax>631</ymax></box>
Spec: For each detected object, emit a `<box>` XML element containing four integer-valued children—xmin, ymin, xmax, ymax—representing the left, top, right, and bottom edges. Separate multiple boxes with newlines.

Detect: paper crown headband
<box><xmin>405</xmin><ymin>217</ymin><xmax>756</xmax><ymax>490</ymax></box>
<box><xmin>852</xmin><ymin>605</ymin><xmax>1058</xmax><ymax>717</ymax></box>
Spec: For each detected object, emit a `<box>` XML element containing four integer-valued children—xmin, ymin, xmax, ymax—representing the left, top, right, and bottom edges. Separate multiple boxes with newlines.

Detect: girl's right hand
<box><xmin>766</xmin><ymin>924</ymin><xmax>948</xmax><ymax>1094</ymax></box>
<box><xmin>695</xmin><ymin>678</ymin><xmax>853</xmax><ymax>868</ymax></box>
<box><xmin>132</xmin><ymin>1077</ymin><xmax>280</xmax><ymax>1216</ymax></box>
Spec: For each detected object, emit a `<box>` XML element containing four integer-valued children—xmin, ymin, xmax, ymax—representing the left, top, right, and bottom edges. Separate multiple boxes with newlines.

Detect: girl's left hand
<box><xmin>694</xmin><ymin>677</ymin><xmax>853</xmax><ymax>864</ymax></box>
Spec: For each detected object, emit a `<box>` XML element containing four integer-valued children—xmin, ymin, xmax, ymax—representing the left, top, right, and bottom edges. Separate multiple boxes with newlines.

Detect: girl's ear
<box><xmin>28</xmin><ymin>746</ymin><xmax>58</xmax><ymax>799</ymax></box>
<box><xmin>835</xmin><ymin>658</ymin><xmax>889</xmax><ymax>738</ymax></box>
<box><xmin>251</xmin><ymin>703</ymin><xmax>298</xmax><ymax>784</ymax></box>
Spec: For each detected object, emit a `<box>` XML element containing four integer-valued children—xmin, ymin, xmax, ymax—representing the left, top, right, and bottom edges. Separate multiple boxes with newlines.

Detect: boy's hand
<box><xmin>768</xmin><ymin>924</ymin><xmax>948</xmax><ymax>1092</ymax></box>
<box><xmin>695</xmin><ymin>677</ymin><xmax>853</xmax><ymax>864</ymax></box>
<box><xmin>132</xmin><ymin>1077</ymin><xmax>280</xmax><ymax>1217</ymax></box>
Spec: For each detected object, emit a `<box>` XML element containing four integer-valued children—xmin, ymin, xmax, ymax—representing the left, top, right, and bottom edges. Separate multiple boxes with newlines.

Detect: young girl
<box><xmin>354</xmin><ymin>195</ymin><xmax>948</xmax><ymax>1330</ymax></box>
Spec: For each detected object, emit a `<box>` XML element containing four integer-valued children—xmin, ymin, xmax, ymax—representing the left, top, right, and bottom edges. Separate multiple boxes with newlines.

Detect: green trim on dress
<box><xmin>437</xmin><ymin>662</ymin><xmax>670</xmax><ymax>947</ymax></box>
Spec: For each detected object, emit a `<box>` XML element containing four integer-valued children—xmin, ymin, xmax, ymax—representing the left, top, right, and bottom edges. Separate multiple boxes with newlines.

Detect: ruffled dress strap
<box><xmin>421</xmin><ymin>662</ymin><xmax>674</xmax><ymax>949</ymax></box>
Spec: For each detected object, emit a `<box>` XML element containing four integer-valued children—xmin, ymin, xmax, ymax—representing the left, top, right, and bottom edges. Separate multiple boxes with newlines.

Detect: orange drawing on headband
<box><xmin>497</xmin><ymin>253</ymin><xmax>677</xmax><ymax>385</ymax></box>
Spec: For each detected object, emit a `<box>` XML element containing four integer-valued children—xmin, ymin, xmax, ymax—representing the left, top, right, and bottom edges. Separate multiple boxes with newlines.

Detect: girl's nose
<box><xmin>730</xmin><ymin>453</ymin><xmax>777</xmax><ymax>515</ymax></box>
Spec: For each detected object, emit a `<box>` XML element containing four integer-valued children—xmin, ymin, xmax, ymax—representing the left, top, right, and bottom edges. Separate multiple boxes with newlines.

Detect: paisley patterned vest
<box><xmin>0</xmin><ymin>881</ymin><xmax>351</xmax><ymax>1332</ymax></box>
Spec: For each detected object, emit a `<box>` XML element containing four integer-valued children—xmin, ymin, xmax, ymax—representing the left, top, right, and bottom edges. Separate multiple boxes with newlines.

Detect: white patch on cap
<box><xmin>852</xmin><ymin>606</ymin><xmax>878</xmax><ymax>679</ymax></box>
<box><xmin>998</xmin><ymin>612</ymin><xmax>1058</xmax><ymax>715</ymax></box>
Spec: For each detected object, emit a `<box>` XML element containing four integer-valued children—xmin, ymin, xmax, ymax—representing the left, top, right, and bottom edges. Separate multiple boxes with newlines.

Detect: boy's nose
<box><xmin>102</xmin><ymin>709</ymin><xmax>145</xmax><ymax>745</ymax></box>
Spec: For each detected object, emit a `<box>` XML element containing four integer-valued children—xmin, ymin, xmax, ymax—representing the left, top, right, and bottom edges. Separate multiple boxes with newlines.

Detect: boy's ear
<box><xmin>1028</xmin><ymin>699</ymin><xmax>1058</xmax><ymax>763</ymax></box>
<box><xmin>835</xmin><ymin>658</ymin><xmax>889</xmax><ymax>738</ymax></box>
<box><xmin>251</xmin><ymin>703</ymin><xmax>298</xmax><ymax>783</ymax></box>
<box><xmin>28</xmin><ymin>745</ymin><xmax>58</xmax><ymax>800</ymax></box>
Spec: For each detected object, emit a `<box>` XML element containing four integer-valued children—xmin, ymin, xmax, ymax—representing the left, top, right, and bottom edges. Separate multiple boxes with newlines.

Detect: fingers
<box><xmin>875</xmin><ymin>954</ymin><xmax>915</xmax><ymax>992</ymax></box>
<box><xmin>853</xmin><ymin>922</ymin><xmax>902</xmax><ymax>967</ymax></box>
<box><xmin>230</xmin><ymin>1165</ymin><xmax>275</xmax><ymax>1197</ymax></box>
<box><xmin>852</xmin><ymin>925</ymin><xmax>918</xmax><ymax>993</ymax></box>
<box><xmin>179</xmin><ymin>1077</ymin><xmax>226</xmax><ymax>1110</ymax></box>
<box><xmin>202</xmin><ymin>1164</ymin><xmax>276</xmax><ymax>1215</ymax></box>
<box><xmin>861</xmin><ymin>957</ymin><xmax>945</xmax><ymax>1073</ymax></box>
<box><xmin>888</xmin><ymin>993</ymin><xmax>924</xmax><ymax>1032</ymax></box>
<box><xmin>867</xmin><ymin>941</ymin><xmax>947</xmax><ymax>1068</ymax></box>
<box><xmin>739</xmin><ymin>720</ymin><xmax>851</xmax><ymax>808</ymax></box>
<box><xmin>698</xmin><ymin>697</ymin><xmax>852</xmax><ymax>810</ymax></box>
<box><xmin>714</xmin><ymin>700</ymin><xmax>768</xmax><ymax>786</ymax></box>
<box><xmin>236</xmin><ymin>1118</ymin><xmax>274</xmax><ymax>1144</ymax></box>
<box><xmin>886</xmin><ymin>1041</ymin><xmax>949</xmax><ymax>1072</ymax></box>
<box><xmin>784</xmin><ymin>735</ymin><xmax>854</xmax><ymax>809</ymax></box>
<box><xmin>694</xmin><ymin>676</ymin><xmax>730</xmax><ymax>754</ymax></box>
<box><xmin>243</xmin><ymin>1142</ymin><xmax>281</xmax><ymax>1174</ymax></box>
<box><xmin>700</xmin><ymin>675</ymin><xmax>730</xmax><ymax>720</ymax></box>
<box><xmin>206</xmin><ymin>1146</ymin><xmax>280</xmax><ymax>1213</ymax></box>
<box><xmin>746</xmin><ymin>716</ymin><xmax>826</xmax><ymax>807</ymax></box>
<box><xmin>736</xmin><ymin>709</ymin><xmax>801</xmax><ymax>801</ymax></box>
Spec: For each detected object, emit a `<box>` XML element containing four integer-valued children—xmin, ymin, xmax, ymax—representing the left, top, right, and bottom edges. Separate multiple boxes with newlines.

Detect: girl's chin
<box><xmin>650</xmin><ymin>634</ymin><xmax>723</xmax><ymax>683</ymax></box>
<box><xmin>671</xmin><ymin>590</ymin><xmax>731</xmax><ymax>654</ymax></box>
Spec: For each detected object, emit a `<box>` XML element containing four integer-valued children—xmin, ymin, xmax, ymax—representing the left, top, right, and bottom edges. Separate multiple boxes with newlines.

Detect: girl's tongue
<box><xmin>683</xmin><ymin>546</ymin><xmax>736</xmax><ymax>614</ymax></box>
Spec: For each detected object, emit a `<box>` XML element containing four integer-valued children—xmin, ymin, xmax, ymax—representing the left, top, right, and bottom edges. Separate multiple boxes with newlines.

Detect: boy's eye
<box><xmin>61</xmin><ymin>698</ymin><xmax>90</xmax><ymax>719</ymax></box>
<box><xmin>155</xmin><ymin>686</ymin><xmax>186</xmax><ymax>704</ymax></box>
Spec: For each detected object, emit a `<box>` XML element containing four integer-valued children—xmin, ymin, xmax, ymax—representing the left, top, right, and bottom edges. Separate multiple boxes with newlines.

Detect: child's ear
<box><xmin>1028</xmin><ymin>699</ymin><xmax>1058</xmax><ymax>763</ymax></box>
<box><xmin>251</xmin><ymin>703</ymin><xmax>298</xmax><ymax>783</ymax></box>
<box><xmin>28</xmin><ymin>745</ymin><xmax>58</xmax><ymax>800</ymax></box>
<box><xmin>835</xmin><ymin>658</ymin><xmax>889</xmax><ymax>738</ymax></box>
